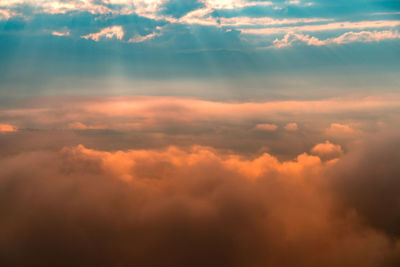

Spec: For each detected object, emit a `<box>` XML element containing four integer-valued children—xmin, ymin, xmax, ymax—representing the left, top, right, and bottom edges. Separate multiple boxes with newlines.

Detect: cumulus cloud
<box><xmin>311</xmin><ymin>140</ymin><xmax>343</xmax><ymax>160</ymax></box>
<box><xmin>0</xmin><ymin>134</ymin><xmax>400</xmax><ymax>266</ymax></box>
<box><xmin>325</xmin><ymin>123</ymin><xmax>358</xmax><ymax>138</ymax></box>
<box><xmin>81</xmin><ymin>26</ymin><xmax>124</xmax><ymax>42</ymax></box>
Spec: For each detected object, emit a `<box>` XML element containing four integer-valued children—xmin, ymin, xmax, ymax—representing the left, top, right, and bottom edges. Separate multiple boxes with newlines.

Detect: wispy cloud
<box><xmin>202</xmin><ymin>0</ymin><xmax>273</xmax><ymax>10</ymax></box>
<box><xmin>242</xmin><ymin>20</ymin><xmax>400</xmax><ymax>35</ymax></box>
<box><xmin>128</xmin><ymin>27</ymin><xmax>162</xmax><ymax>43</ymax></box>
<box><xmin>81</xmin><ymin>26</ymin><xmax>124</xmax><ymax>41</ymax></box>
<box><xmin>52</xmin><ymin>30</ymin><xmax>70</xmax><ymax>37</ymax></box>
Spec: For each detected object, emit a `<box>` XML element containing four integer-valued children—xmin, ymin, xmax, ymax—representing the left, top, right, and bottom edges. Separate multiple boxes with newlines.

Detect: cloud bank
<box><xmin>0</xmin><ymin>133</ymin><xmax>400</xmax><ymax>266</ymax></box>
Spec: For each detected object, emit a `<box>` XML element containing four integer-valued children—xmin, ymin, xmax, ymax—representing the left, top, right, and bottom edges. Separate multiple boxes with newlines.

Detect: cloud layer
<box><xmin>1</xmin><ymin>0</ymin><xmax>400</xmax><ymax>49</ymax></box>
<box><xmin>0</xmin><ymin>133</ymin><xmax>400</xmax><ymax>266</ymax></box>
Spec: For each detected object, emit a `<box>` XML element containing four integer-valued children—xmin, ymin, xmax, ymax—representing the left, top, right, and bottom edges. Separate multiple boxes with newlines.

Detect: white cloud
<box><xmin>81</xmin><ymin>26</ymin><xmax>124</xmax><ymax>42</ymax></box>
<box><xmin>0</xmin><ymin>8</ymin><xmax>15</xmax><ymax>20</ymax></box>
<box><xmin>0</xmin><ymin>0</ymin><xmax>276</xmax><ymax>21</ymax></box>
<box><xmin>219</xmin><ymin>17</ymin><xmax>332</xmax><ymax>27</ymax></box>
<box><xmin>128</xmin><ymin>31</ymin><xmax>161</xmax><ymax>43</ymax></box>
<box><xmin>175</xmin><ymin>6</ymin><xmax>331</xmax><ymax>27</ymax></box>
<box><xmin>0</xmin><ymin>0</ymin><xmax>113</xmax><ymax>15</ymax></box>
<box><xmin>202</xmin><ymin>0</ymin><xmax>272</xmax><ymax>10</ymax></box>
<box><xmin>52</xmin><ymin>30</ymin><xmax>70</xmax><ymax>37</ymax></box>
<box><xmin>128</xmin><ymin>0</ymin><xmax>167</xmax><ymax>19</ymax></box>
<box><xmin>241</xmin><ymin>20</ymin><xmax>400</xmax><ymax>35</ymax></box>
<box><xmin>272</xmin><ymin>32</ymin><xmax>324</xmax><ymax>48</ymax></box>
<box><xmin>331</xmin><ymin>30</ymin><xmax>400</xmax><ymax>44</ymax></box>
<box><xmin>272</xmin><ymin>30</ymin><xmax>400</xmax><ymax>48</ymax></box>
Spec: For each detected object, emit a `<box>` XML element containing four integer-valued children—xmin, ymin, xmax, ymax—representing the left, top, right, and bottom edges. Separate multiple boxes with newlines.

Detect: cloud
<box><xmin>81</xmin><ymin>26</ymin><xmax>124</xmax><ymax>41</ymax></box>
<box><xmin>177</xmin><ymin>13</ymin><xmax>332</xmax><ymax>27</ymax></box>
<box><xmin>325</xmin><ymin>123</ymin><xmax>358</xmax><ymax>138</ymax></box>
<box><xmin>0</xmin><ymin>95</ymin><xmax>398</xmax><ymax>160</ymax></box>
<box><xmin>67</xmin><ymin>122</ymin><xmax>106</xmax><ymax>130</ymax></box>
<box><xmin>284</xmin><ymin>122</ymin><xmax>298</xmax><ymax>131</ymax></box>
<box><xmin>0</xmin><ymin>8</ymin><xmax>15</xmax><ymax>20</ymax></box>
<box><xmin>311</xmin><ymin>140</ymin><xmax>343</xmax><ymax>160</ymax></box>
<box><xmin>1</xmin><ymin>95</ymin><xmax>399</xmax><ymax>137</ymax></box>
<box><xmin>272</xmin><ymin>30</ymin><xmax>400</xmax><ymax>48</ymax></box>
<box><xmin>254</xmin><ymin>123</ymin><xmax>278</xmax><ymax>131</ymax></box>
<box><xmin>0</xmin><ymin>134</ymin><xmax>400</xmax><ymax>266</ymax></box>
<box><xmin>128</xmin><ymin>30</ymin><xmax>161</xmax><ymax>43</ymax></box>
<box><xmin>2</xmin><ymin>0</ymin><xmax>400</xmax><ymax>53</ymax></box>
<box><xmin>202</xmin><ymin>0</ymin><xmax>273</xmax><ymax>10</ymax></box>
<box><xmin>0</xmin><ymin>123</ymin><xmax>17</xmax><ymax>133</ymax></box>
<box><xmin>128</xmin><ymin>0</ymin><xmax>167</xmax><ymax>19</ymax></box>
<box><xmin>0</xmin><ymin>0</ymin><xmax>114</xmax><ymax>15</ymax></box>
<box><xmin>242</xmin><ymin>20</ymin><xmax>400</xmax><ymax>35</ymax></box>
<box><xmin>329</xmin><ymin>134</ymin><xmax>400</xmax><ymax>237</ymax></box>
<box><xmin>52</xmin><ymin>30</ymin><xmax>70</xmax><ymax>37</ymax></box>
<box><xmin>218</xmin><ymin>17</ymin><xmax>332</xmax><ymax>27</ymax></box>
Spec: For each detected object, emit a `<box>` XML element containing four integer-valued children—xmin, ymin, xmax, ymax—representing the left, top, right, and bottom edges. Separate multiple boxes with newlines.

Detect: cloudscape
<box><xmin>1</xmin><ymin>1</ymin><xmax>400</xmax><ymax>266</ymax></box>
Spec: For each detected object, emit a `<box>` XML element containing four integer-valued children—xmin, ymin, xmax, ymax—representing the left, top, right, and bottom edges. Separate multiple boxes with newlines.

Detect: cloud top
<box><xmin>0</xmin><ymin>134</ymin><xmax>400</xmax><ymax>266</ymax></box>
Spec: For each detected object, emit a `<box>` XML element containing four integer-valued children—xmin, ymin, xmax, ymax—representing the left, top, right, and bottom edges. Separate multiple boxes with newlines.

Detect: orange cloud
<box><xmin>2</xmin><ymin>95</ymin><xmax>399</xmax><ymax>131</ymax></box>
<box><xmin>0</xmin><ymin>123</ymin><xmax>17</xmax><ymax>133</ymax></box>
<box><xmin>67</xmin><ymin>122</ymin><xmax>106</xmax><ymax>130</ymax></box>
<box><xmin>63</xmin><ymin>144</ymin><xmax>327</xmax><ymax>181</ymax></box>
<box><xmin>326</xmin><ymin>123</ymin><xmax>358</xmax><ymax>137</ymax></box>
<box><xmin>0</xmin><ymin>134</ymin><xmax>400</xmax><ymax>266</ymax></box>
<box><xmin>254</xmin><ymin>123</ymin><xmax>278</xmax><ymax>131</ymax></box>
<box><xmin>284</xmin><ymin>122</ymin><xmax>298</xmax><ymax>131</ymax></box>
<box><xmin>311</xmin><ymin>140</ymin><xmax>343</xmax><ymax>160</ymax></box>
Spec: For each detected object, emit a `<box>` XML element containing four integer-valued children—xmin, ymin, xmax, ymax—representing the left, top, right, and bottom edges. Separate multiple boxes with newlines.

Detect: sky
<box><xmin>1</xmin><ymin>1</ymin><xmax>400</xmax><ymax>266</ymax></box>
<box><xmin>0</xmin><ymin>0</ymin><xmax>399</xmax><ymax>98</ymax></box>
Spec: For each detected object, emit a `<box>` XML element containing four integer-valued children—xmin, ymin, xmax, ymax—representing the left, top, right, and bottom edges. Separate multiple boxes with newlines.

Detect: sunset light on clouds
<box><xmin>1</xmin><ymin>0</ymin><xmax>400</xmax><ymax>266</ymax></box>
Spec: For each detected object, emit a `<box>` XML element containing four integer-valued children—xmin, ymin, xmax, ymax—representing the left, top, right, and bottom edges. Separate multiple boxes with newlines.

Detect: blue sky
<box><xmin>0</xmin><ymin>0</ymin><xmax>400</xmax><ymax>99</ymax></box>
